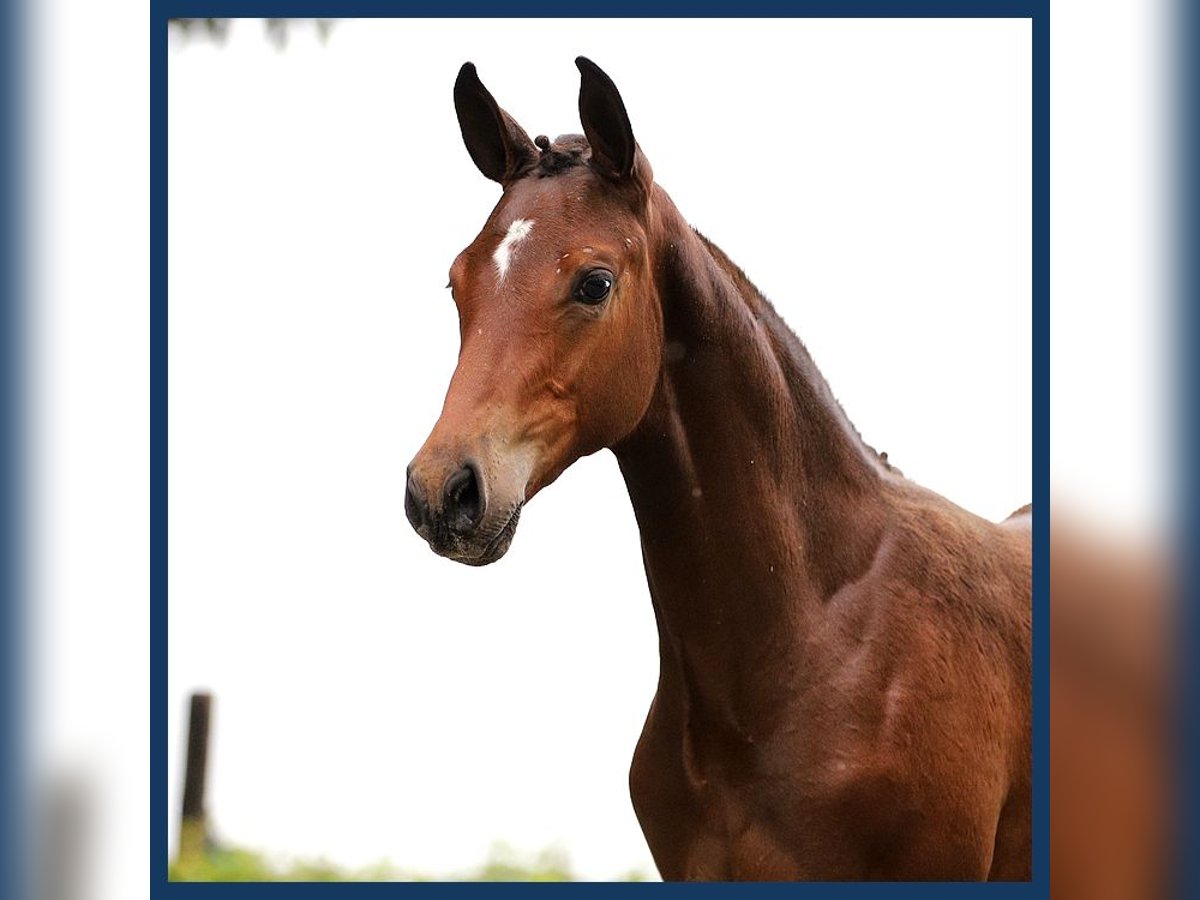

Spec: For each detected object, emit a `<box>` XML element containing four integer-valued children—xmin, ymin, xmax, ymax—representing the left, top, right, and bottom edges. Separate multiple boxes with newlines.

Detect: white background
<box><xmin>24</xmin><ymin>2</ymin><xmax>1173</xmax><ymax>898</ymax></box>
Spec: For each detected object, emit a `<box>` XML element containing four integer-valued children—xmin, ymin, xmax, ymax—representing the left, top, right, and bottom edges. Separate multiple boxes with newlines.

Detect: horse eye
<box><xmin>575</xmin><ymin>270</ymin><xmax>614</xmax><ymax>305</ymax></box>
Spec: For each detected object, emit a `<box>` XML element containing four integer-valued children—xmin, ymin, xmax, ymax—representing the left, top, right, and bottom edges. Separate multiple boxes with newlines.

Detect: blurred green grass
<box><xmin>169</xmin><ymin>840</ymin><xmax>648</xmax><ymax>882</ymax></box>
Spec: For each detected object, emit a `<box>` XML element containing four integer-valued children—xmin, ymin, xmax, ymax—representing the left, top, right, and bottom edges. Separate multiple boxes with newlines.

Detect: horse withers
<box><xmin>404</xmin><ymin>58</ymin><xmax>1031</xmax><ymax>881</ymax></box>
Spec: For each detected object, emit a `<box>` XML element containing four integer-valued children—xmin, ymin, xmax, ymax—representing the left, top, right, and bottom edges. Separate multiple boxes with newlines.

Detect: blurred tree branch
<box><xmin>168</xmin><ymin>18</ymin><xmax>335</xmax><ymax>48</ymax></box>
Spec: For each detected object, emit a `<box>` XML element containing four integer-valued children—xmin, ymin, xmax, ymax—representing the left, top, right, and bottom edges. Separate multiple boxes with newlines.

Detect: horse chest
<box><xmin>628</xmin><ymin>689</ymin><xmax>971</xmax><ymax>880</ymax></box>
<box><xmin>629</xmin><ymin>749</ymin><xmax>788</xmax><ymax>880</ymax></box>
<box><xmin>629</xmin><ymin>706</ymin><xmax>830</xmax><ymax>880</ymax></box>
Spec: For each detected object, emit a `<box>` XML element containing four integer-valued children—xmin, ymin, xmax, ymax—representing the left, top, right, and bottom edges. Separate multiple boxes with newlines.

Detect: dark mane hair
<box><xmin>693</xmin><ymin>230</ymin><xmax>903</xmax><ymax>477</ymax></box>
<box><xmin>531</xmin><ymin>134</ymin><xmax>589</xmax><ymax>178</ymax></box>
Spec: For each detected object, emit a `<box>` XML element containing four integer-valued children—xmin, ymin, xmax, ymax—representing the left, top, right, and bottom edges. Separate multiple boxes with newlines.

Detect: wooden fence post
<box><xmin>178</xmin><ymin>691</ymin><xmax>212</xmax><ymax>863</ymax></box>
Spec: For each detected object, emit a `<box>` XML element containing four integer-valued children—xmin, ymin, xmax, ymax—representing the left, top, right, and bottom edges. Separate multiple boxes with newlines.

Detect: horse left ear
<box><xmin>454</xmin><ymin>62</ymin><xmax>537</xmax><ymax>186</ymax></box>
<box><xmin>576</xmin><ymin>57</ymin><xmax>650</xmax><ymax>190</ymax></box>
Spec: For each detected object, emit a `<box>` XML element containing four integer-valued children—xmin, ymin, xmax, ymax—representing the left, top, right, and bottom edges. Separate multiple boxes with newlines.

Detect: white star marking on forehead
<box><xmin>493</xmin><ymin>218</ymin><xmax>534</xmax><ymax>280</ymax></box>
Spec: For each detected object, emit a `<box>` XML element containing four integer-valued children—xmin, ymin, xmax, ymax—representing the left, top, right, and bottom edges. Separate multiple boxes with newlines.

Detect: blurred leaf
<box><xmin>169</xmin><ymin>839</ymin><xmax>645</xmax><ymax>882</ymax></box>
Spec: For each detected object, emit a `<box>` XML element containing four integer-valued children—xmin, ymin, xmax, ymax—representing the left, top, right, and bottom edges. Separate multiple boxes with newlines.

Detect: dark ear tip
<box><xmin>576</xmin><ymin>56</ymin><xmax>602</xmax><ymax>79</ymax></box>
<box><xmin>576</xmin><ymin>56</ymin><xmax>621</xmax><ymax>96</ymax></box>
<box><xmin>456</xmin><ymin>61</ymin><xmax>478</xmax><ymax>85</ymax></box>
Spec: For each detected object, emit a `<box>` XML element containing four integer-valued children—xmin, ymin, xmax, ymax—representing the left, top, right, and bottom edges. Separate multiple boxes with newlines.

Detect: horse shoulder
<box><xmin>814</xmin><ymin>495</ymin><xmax>1032</xmax><ymax>812</ymax></box>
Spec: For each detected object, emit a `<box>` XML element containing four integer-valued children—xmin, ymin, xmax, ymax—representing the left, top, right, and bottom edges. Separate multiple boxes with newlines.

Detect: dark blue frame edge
<box><xmin>1030</xmin><ymin>6</ymin><xmax>1048</xmax><ymax>893</ymax></box>
<box><xmin>152</xmin><ymin>0</ymin><xmax>170</xmax><ymax>892</ymax></box>
<box><xmin>2</xmin><ymin>0</ymin><xmax>25</xmax><ymax>898</ymax></box>
<box><xmin>1179</xmin><ymin>0</ymin><xmax>1199</xmax><ymax>897</ymax></box>
<box><xmin>151</xmin><ymin>2</ymin><xmax>1051</xmax><ymax>896</ymax></box>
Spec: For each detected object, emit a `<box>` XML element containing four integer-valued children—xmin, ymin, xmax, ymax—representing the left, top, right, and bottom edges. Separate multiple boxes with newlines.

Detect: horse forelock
<box><xmin>523</xmin><ymin>134</ymin><xmax>590</xmax><ymax>179</ymax></box>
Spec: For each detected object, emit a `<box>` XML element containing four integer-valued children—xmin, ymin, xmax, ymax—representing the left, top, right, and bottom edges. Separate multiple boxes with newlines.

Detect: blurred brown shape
<box><xmin>1051</xmin><ymin>513</ymin><xmax>1173</xmax><ymax>900</ymax></box>
<box><xmin>179</xmin><ymin>692</ymin><xmax>213</xmax><ymax>864</ymax></box>
<box><xmin>34</xmin><ymin>774</ymin><xmax>91</xmax><ymax>900</ymax></box>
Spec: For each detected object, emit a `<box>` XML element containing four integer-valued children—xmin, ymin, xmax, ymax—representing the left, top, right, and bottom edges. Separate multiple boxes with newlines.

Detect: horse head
<box><xmin>405</xmin><ymin>58</ymin><xmax>664</xmax><ymax>565</ymax></box>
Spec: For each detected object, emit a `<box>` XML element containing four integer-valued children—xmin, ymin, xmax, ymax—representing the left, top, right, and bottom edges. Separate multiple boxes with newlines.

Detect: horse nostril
<box><xmin>405</xmin><ymin>473</ymin><xmax>428</xmax><ymax>531</ymax></box>
<box><xmin>443</xmin><ymin>463</ymin><xmax>484</xmax><ymax>532</ymax></box>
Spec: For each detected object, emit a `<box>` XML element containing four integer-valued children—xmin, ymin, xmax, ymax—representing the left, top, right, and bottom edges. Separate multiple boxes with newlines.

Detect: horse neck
<box><xmin>613</xmin><ymin>188</ymin><xmax>888</xmax><ymax>714</ymax></box>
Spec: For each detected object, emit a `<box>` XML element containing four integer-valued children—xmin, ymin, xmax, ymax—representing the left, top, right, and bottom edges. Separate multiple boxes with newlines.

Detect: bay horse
<box><xmin>405</xmin><ymin>58</ymin><xmax>1031</xmax><ymax>881</ymax></box>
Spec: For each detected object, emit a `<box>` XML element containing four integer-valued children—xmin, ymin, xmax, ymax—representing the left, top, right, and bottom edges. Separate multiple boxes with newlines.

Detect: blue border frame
<box><xmin>2</xmin><ymin>0</ymin><xmax>25</xmax><ymax>898</ymax></box>
<box><xmin>1179</xmin><ymin>0</ymin><xmax>1198</xmax><ymax>897</ymax></box>
<box><xmin>152</xmin><ymin>1</ymin><xmax>168</xmax><ymax>891</ymax></box>
<box><xmin>151</xmin><ymin>3</ymin><xmax>1049</xmax><ymax>894</ymax></box>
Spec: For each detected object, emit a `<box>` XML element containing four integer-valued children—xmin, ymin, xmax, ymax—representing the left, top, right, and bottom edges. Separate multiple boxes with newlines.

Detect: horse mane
<box><xmin>520</xmin><ymin>139</ymin><xmax>902</xmax><ymax>480</ymax></box>
<box><xmin>691</xmin><ymin>230</ymin><xmax>903</xmax><ymax>477</ymax></box>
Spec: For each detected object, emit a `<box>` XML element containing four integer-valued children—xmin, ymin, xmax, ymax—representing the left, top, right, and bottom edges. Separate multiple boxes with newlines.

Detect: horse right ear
<box><xmin>453</xmin><ymin>62</ymin><xmax>537</xmax><ymax>186</ymax></box>
<box><xmin>575</xmin><ymin>57</ymin><xmax>653</xmax><ymax>200</ymax></box>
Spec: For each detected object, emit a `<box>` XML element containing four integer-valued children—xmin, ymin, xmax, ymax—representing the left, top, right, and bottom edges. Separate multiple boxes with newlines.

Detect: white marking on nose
<box><xmin>494</xmin><ymin>218</ymin><xmax>534</xmax><ymax>280</ymax></box>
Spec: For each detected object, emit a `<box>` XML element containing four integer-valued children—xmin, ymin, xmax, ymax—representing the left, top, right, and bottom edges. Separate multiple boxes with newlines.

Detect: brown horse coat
<box><xmin>406</xmin><ymin>58</ymin><xmax>1031</xmax><ymax>881</ymax></box>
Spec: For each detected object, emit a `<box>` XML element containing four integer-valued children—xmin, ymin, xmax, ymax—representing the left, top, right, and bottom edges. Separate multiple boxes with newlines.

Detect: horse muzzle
<box><xmin>405</xmin><ymin>458</ymin><xmax>523</xmax><ymax>565</ymax></box>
